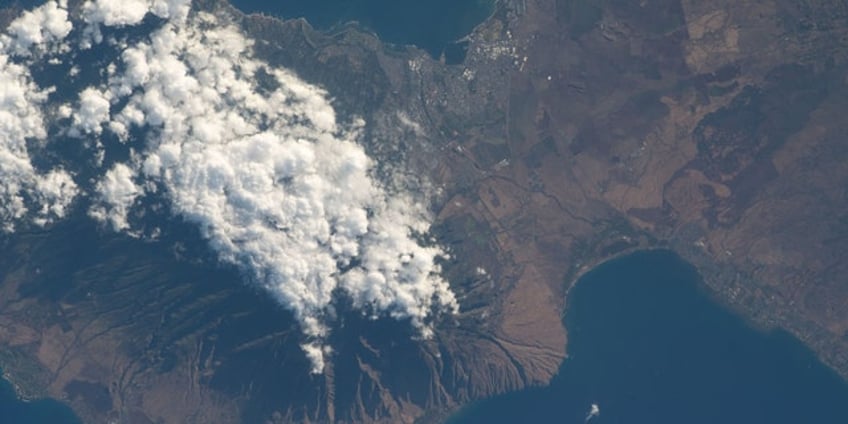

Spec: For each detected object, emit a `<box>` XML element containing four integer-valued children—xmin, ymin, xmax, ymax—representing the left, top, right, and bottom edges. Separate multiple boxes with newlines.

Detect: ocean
<box><xmin>446</xmin><ymin>250</ymin><xmax>848</xmax><ymax>423</ymax></box>
<box><xmin>227</xmin><ymin>0</ymin><xmax>495</xmax><ymax>62</ymax></box>
<box><xmin>0</xmin><ymin>370</ymin><xmax>80</xmax><ymax>424</ymax></box>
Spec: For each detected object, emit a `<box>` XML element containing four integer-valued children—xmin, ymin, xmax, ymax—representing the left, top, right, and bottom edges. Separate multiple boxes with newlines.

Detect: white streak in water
<box><xmin>585</xmin><ymin>403</ymin><xmax>600</xmax><ymax>422</ymax></box>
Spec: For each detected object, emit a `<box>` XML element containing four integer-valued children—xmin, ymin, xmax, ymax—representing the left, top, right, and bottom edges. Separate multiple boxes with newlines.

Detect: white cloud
<box><xmin>0</xmin><ymin>5</ymin><xmax>78</xmax><ymax>232</ymax></box>
<box><xmin>79</xmin><ymin>0</ymin><xmax>191</xmax><ymax>49</ymax></box>
<box><xmin>95</xmin><ymin>11</ymin><xmax>457</xmax><ymax>371</ymax></box>
<box><xmin>83</xmin><ymin>0</ymin><xmax>151</xmax><ymax>27</ymax></box>
<box><xmin>301</xmin><ymin>343</ymin><xmax>328</xmax><ymax>374</ymax></box>
<box><xmin>2</xmin><ymin>1</ymin><xmax>457</xmax><ymax>373</ymax></box>
<box><xmin>73</xmin><ymin>87</ymin><xmax>112</xmax><ymax>135</ymax></box>
<box><xmin>81</xmin><ymin>0</ymin><xmax>191</xmax><ymax>27</ymax></box>
<box><xmin>2</xmin><ymin>0</ymin><xmax>72</xmax><ymax>56</ymax></box>
<box><xmin>31</xmin><ymin>169</ymin><xmax>79</xmax><ymax>226</ymax></box>
<box><xmin>90</xmin><ymin>163</ymin><xmax>142</xmax><ymax>231</ymax></box>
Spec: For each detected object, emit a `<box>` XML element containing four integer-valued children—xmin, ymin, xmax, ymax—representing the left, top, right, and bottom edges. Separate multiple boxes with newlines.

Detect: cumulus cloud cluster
<box><xmin>5</xmin><ymin>0</ymin><xmax>72</xmax><ymax>55</ymax></box>
<box><xmin>0</xmin><ymin>0</ymin><xmax>457</xmax><ymax>372</ymax></box>
<box><xmin>82</xmin><ymin>0</ymin><xmax>189</xmax><ymax>27</ymax></box>
<box><xmin>0</xmin><ymin>0</ymin><xmax>78</xmax><ymax>232</ymax></box>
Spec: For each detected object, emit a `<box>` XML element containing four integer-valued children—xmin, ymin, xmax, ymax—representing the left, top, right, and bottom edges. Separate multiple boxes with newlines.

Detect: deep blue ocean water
<box><xmin>228</xmin><ymin>0</ymin><xmax>494</xmax><ymax>61</ymax></box>
<box><xmin>447</xmin><ymin>250</ymin><xmax>848</xmax><ymax>424</ymax></box>
<box><xmin>0</xmin><ymin>370</ymin><xmax>80</xmax><ymax>424</ymax></box>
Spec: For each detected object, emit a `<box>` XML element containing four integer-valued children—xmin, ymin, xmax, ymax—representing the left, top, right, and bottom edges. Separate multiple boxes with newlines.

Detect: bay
<box><xmin>227</xmin><ymin>0</ymin><xmax>495</xmax><ymax>62</ymax></box>
<box><xmin>0</xmin><ymin>370</ymin><xmax>80</xmax><ymax>424</ymax></box>
<box><xmin>448</xmin><ymin>250</ymin><xmax>848</xmax><ymax>423</ymax></box>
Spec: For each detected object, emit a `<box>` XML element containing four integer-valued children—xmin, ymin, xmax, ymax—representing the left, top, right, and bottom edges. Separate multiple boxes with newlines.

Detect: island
<box><xmin>1</xmin><ymin>0</ymin><xmax>847</xmax><ymax>423</ymax></box>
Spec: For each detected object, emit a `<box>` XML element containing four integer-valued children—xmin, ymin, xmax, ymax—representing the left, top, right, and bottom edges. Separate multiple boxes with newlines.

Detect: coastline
<box><xmin>0</xmin><ymin>0</ymin><xmax>848</xmax><ymax>420</ymax></box>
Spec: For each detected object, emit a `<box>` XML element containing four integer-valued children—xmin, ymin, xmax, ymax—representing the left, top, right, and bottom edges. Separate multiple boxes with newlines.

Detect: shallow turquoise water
<box><xmin>228</xmin><ymin>0</ymin><xmax>494</xmax><ymax>60</ymax></box>
<box><xmin>448</xmin><ymin>250</ymin><xmax>848</xmax><ymax>424</ymax></box>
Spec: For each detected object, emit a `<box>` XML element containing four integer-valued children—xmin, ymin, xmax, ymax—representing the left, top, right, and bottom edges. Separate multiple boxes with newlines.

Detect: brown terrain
<box><xmin>1</xmin><ymin>0</ymin><xmax>848</xmax><ymax>423</ymax></box>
